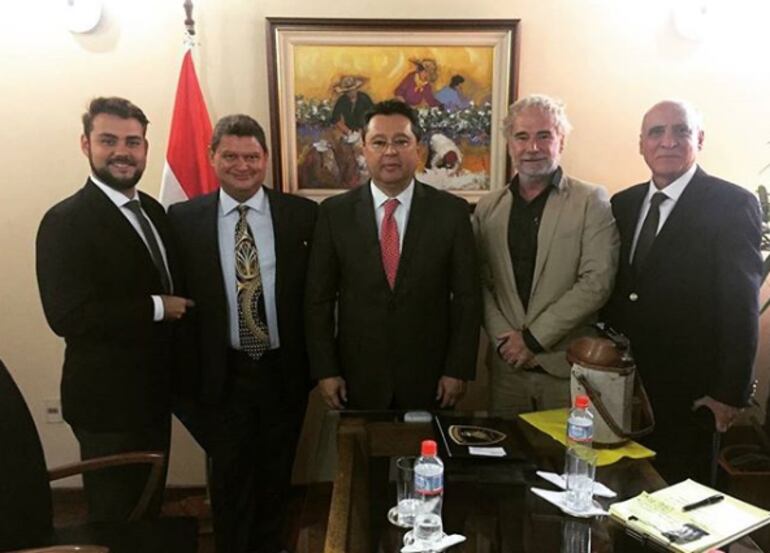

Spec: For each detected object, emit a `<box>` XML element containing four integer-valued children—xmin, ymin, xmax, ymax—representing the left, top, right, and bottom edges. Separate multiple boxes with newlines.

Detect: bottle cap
<box><xmin>421</xmin><ymin>439</ymin><xmax>438</xmax><ymax>456</ymax></box>
<box><xmin>575</xmin><ymin>395</ymin><xmax>590</xmax><ymax>409</ymax></box>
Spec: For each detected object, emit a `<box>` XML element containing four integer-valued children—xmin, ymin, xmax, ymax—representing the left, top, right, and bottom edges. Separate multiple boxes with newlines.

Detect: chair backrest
<box><xmin>0</xmin><ymin>358</ymin><xmax>54</xmax><ymax>550</ymax></box>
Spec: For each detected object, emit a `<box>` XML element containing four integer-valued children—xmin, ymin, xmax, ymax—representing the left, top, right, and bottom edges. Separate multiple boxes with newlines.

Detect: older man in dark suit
<box><xmin>36</xmin><ymin>97</ymin><xmax>193</xmax><ymax>521</ymax></box>
<box><xmin>604</xmin><ymin>100</ymin><xmax>762</xmax><ymax>484</ymax></box>
<box><xmin>168</xmin><ymin>115</ymin><xmax>317</xmax><ymax>553</ymax></box>
<box><xmin>305</xmin><ymin>99</ymin><xmax>481</xmax><ymax>411</ymax></box>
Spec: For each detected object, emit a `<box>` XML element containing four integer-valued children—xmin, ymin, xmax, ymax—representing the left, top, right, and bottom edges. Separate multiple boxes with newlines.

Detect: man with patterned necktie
<box><xmin>168</xmin><ymin>115</ymin><xmax>317</xmax><ymax>553</ymax></box>
<box><xmin>36</xmin><ymin>97</ymin><xmax>193</xmax><ymax>521</ymax></box>
<box><xmin>305</xmin><ymin>99</ymin><xmax>481</xmax><ymax>411</ymax></box>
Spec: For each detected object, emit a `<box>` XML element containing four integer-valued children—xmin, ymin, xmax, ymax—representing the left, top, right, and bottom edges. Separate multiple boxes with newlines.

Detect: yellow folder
<box><xmin>519</xmin><ymin>408</ymin><xmax>655</xmax><ymax>466</ymax></box>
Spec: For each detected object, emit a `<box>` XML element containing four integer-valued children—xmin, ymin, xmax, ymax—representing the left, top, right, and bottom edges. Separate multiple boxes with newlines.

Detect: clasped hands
<box><xmin>317</xmin><ymin>375</ymin><xmax>466</xmax><ymax>410</ymax></box>
<box><xmin>497</xmin><ymin>329</ymin><xmax>536</xmax><ymax>369</ymax></box>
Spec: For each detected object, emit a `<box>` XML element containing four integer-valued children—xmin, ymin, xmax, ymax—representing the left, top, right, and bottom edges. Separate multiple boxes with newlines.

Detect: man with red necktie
<box><xmin>305</xmin><ymin>99</ymin><xmax>481</xmax><ymax>411</ymax></box>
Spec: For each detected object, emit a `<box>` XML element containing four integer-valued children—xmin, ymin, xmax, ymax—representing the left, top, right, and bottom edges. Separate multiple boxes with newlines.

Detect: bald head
<box><xmin>641</xmin><ymin>100</ymin><xmax>703</xmax><ymax>135</ymax></box>
<box><xmin>639</xmin><ymin>100</ymin><xmax>705</xmax><ymax>188</ymax></box>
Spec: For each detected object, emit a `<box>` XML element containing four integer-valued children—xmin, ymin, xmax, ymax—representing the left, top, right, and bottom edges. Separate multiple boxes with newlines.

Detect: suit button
<box><xmin>629</xmin><ymin>292</ymin><xmax>639</xmax><ymax>302</ymax></box>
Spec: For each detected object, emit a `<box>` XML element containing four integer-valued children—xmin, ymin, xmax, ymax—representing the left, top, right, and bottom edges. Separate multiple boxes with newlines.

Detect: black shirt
<box><xmin>506</xmin><ymin>168</ymin><xmax>562</xmax><ymax>352</ymax></box>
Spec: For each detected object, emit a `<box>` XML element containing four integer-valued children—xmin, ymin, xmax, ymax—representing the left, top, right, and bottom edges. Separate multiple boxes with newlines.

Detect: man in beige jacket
<box><xmin>474</xmin><ymin>94</ymin><xmax>619</xmax><ymax>413</ymax></box>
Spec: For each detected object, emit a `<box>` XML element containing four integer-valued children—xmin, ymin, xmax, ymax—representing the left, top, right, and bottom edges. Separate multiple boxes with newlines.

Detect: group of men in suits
<box><xmin>479</xmin><ymin>94</ymin><xmax>761</xmax><ymax>484</ymax></box>
<box><xmin>35</xmin><ymin>92</ymin><xmax>761</xmax><ymax>552</ymax></box>
<box><xmin>34</xmin><ymin>97</ymin><xmax>481</xmax><ymax>553</ymax></box>
<box><xmin>36</xmin><ymin>99</ymin><xmax>317</xmax><ymax>553</ymax></box>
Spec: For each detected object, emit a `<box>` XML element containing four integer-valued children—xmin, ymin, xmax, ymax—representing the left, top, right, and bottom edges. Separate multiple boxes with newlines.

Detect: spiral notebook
<box><xmin>609</xmin><ymin>479</ymin><xmax>770</xmax><ymax>552</ymax></box>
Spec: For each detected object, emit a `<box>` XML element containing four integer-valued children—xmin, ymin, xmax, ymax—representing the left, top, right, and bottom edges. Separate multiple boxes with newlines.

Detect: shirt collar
<box><xmin>370</xmin><ymin>179</ymin><xmax>415</xmax><ymax>209</ymax></box>
<box><xmin>90</xmin><ymin>174</ymin><xmax>137</xmax><ymax>207</ymax></box>
<box><xmin>510</xmin><ymin>167</ymin><xmax>563</xmax><ymax>197</ymax></box>
<box><xmin>219</xmin><ymin>186</ymin><xmax>268</xmax><ymax>217</ymax></box>
<box><xmin>646</xmin><ymin>163</ymin><xmax>697</xmax><ymax>203</ymax></box>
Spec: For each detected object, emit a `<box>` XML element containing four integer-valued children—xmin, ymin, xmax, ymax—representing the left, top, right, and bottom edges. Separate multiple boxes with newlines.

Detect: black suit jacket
<box><xmin>604</xmin><ymin>167</ymin><xmax>762</xmax><ymax>407</ymax></box>
<box><xmin>305</xmin><ymin>181</ymin><xmax>482</xmax><ymax>410</ymax></box>
<box><xmin>167</xmin><ymin>187</ymin><xmax>318</xmax><ymax>409</ymax></box>
<box><xmin>36</xmin><ymin>180</ymin><xmax>181</xmax><ymax>431</ymax></box>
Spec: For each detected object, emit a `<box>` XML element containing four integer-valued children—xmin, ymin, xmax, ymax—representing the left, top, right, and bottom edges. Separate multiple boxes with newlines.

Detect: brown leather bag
<box><xmin>567</xmin><ymin>337</ymin><xmax>655</xmax><ymax>447</ymax></box>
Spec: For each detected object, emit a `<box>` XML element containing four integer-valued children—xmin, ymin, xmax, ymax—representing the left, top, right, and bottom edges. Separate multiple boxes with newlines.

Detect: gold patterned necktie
<box><xmin>235</xmin><ymin>205</ymin><xmax>270</xmax><ymax>359</ymax></box>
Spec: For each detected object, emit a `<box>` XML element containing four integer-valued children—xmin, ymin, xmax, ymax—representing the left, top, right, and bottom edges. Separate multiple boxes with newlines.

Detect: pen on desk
<box><xmin>682</xmin><ymin>494</ymin><xmax>724</xmax><ymax>512</ymax></box>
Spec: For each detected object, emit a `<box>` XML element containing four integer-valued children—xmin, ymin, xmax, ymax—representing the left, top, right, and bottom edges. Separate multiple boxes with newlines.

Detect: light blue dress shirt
<box><xmin>217</xmin><ymin>187</ymin><xmax>280</xmax><ymax>350</ymax></box>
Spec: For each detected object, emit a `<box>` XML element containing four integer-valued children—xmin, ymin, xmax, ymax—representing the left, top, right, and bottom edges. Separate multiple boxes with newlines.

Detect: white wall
<box><xmin>1</xmin><ymin>0</ymin><xmax>769</xmax><ymax>486</ymax></box>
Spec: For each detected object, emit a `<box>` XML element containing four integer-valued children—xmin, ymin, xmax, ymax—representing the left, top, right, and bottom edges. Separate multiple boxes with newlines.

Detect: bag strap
<box><xmin>574</xmin><ymin>371</ymin><xmax>655</xmax><ymax>440</ymax></box>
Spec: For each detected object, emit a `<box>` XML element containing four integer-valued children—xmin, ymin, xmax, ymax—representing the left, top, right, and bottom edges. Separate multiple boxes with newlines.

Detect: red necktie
<box><xmin>380</xmin><ymin>198</ymin><xmax>400</xmax><ymax>289</ymax></box>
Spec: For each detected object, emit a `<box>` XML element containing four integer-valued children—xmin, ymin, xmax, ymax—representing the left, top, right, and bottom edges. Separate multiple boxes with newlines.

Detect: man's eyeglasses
<box><xmin>367</xmin><ymin>137</ymin><xmax>414</xmax><ymax>152</ymax></box>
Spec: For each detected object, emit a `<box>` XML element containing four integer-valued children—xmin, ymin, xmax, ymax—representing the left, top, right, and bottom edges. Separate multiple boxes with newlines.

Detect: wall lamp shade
<box><xmin>672</xmin><ymin>0</ymin><xmax>713</xmax><ymax>41</ymax></box>
<box><xmin>63</xmin><ymin>0</ymin><xmax>103</xmax><ymax>34</ymax></box>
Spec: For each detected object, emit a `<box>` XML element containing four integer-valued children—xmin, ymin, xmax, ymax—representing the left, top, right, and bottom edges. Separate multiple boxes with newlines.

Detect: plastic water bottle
<box><xmin>564</xmin><ymin>395</ymin><xmax>595</xmax><ymax>512</ymax></box>
<box><xmin>413</xmin><ymin>439</ymin><xmax>444</xmax><ymax>543</ymax></box>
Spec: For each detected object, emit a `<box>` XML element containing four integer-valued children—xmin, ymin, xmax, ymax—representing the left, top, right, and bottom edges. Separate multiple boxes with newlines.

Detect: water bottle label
<box><xmin>567</xmin><ymin>422</ymin><xmax>593</xmax><ymax>442</ymax></box>
<box><xmin>414</xmin><ymin>472</ymin><xmax>443</xmax><ymax>496</ymax></box>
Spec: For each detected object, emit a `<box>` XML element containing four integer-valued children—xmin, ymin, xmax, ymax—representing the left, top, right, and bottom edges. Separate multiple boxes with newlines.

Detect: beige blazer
<box><xmin>473</xmin><ymin>173</ymin><xmax>619</xmax><ymax>378</ymax></box>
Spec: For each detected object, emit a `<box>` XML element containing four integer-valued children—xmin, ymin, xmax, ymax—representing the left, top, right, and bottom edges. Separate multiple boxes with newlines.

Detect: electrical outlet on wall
<box><xmin>44</xmin><ymin>399</ymin><xmax>63</xmax><ymax>423</ymax></box>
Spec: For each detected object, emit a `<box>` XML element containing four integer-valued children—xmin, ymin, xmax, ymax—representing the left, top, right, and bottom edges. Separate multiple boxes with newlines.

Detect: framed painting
<box><xmin>266</xmin><ymin>18</ymin><xmax>519</xmax><ymax>203</ymax></box>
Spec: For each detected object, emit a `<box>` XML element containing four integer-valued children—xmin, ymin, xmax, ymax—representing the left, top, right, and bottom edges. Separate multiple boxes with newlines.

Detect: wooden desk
<box><xmin>321</xmin><ymin>412</ymin><xmax>764</xmax><ymax>553</ymax></box>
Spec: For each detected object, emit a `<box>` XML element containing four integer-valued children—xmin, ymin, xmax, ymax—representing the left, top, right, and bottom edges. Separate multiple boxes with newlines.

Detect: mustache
<box><xmin>108</xmin><ymin>156</ymin><xmax>136</xmax><ymax>166</ymax></box>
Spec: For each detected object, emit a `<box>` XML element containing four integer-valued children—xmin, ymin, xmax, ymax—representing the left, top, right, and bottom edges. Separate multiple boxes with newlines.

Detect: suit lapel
<box><xmin>354</xmin><ymin>184</ymin><xmax>389</xmax><ymax>289</ymax></box>
<box><xmin>197</xmin><ymin>192</ymin><xmax>229</xmax><ymax>307</ymax></box>
<box><xmin>83</xmin><ymin>180</ymin><xmax>159</xmax><ymax>279</ymax></box>
<box><xmin>487</xmin><ymin>190</ymin><xmax>527</xmax><ymax>324</ymax></box>
<box><xmin>621</xmin><ymin>185</ymin><xmax>648</xmax><ymax>266</ymax></box>
<box><xmin>638</xmin><ymin>169</ymin><xmax>706</xmax><ymax>279</ymax></box>
<box><xmin>139</xmin><ymin>191</ymin><xmax>179</xmax><ymax>289</ymax></box>
<box><xmin>395</xmin><ymin>181</ymin><xmax>428</xmax><ymax>292</ymax></box>
<box><xmin>265</xmin><ymin>187</ymin><xmax>285</xmax><ymax>308</ymax></box>
<box><xmin>531</xmin><ymin>182</ymin><xmax>568</xmax><ymax>297</ymax></box>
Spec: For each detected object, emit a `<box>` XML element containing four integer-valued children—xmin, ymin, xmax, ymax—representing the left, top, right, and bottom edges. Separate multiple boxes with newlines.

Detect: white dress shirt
<box><xmin>90</xmin><ymin>176</ymin><xmax>171</xmax><ymax>321</ymax></box>
<box><xmin>217</xmin><ymin>187</ymin><xmax>280</xmax><ymax>350</ymax></box>
<box><xmin>371</xmin><ymin>180</ymin><xmax>415</xmax><ymax>250</ymax></box>
<box><xmin>629</xmin><ymin>163</ymin><xmax>698</xmax><ymax>263</ymax></box>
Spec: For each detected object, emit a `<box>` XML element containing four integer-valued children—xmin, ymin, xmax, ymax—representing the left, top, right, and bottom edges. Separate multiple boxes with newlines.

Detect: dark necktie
<box><xmin>124</xmin><ymin>200</ymin><xmax>171</xmax><ymax>293</ymax></box>
<box><xmin>235</xmin><ymin>205</ymin><xmax>270</xmax><ymax>360</ymax></box>
<box><xmin>380</xmin><ymin>199</ymin><xmax>400</xmax><ymax>289</ymax></box>
<box><xmin>632</xmin><ymin>192</ymin><xmax>667</xmax><ymax>271</ymax></box>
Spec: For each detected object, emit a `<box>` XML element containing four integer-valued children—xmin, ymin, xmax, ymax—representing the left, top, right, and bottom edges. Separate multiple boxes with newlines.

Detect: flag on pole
<box><xmin>160</xmin><ymin>47</ymin><xmax>217</xmax><ymax>207</ymax></box>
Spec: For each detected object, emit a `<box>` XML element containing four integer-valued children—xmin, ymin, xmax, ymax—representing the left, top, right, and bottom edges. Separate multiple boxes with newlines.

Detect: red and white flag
<box><xmin>160</xmin><ymin>48</ymin><xmax>217</xmax><ymax>207</ymax></box>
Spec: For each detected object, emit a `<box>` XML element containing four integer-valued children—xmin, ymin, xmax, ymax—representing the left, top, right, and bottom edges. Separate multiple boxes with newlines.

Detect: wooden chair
<box><xmin>0</xmin><ymin>359</ymin><xmax>197</xmax><ymax>553</ymax></box>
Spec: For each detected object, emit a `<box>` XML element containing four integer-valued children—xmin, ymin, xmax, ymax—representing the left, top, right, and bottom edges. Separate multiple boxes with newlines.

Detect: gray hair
<box><xmin>502</xmin><ymin>94</ymin><xmax>573</xmax><ymax>137</ymax></box>
<box><xmin>642</xmin><ymin>99</ymin><xmax>704</xmax><ymax>134</ymax></box>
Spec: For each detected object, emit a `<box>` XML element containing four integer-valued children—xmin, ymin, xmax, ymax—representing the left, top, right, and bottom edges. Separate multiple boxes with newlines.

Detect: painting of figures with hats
<box><xmin>267</xmin><ymin>19</ymin><xmax>519</xmax><ymax>202</ymax></box>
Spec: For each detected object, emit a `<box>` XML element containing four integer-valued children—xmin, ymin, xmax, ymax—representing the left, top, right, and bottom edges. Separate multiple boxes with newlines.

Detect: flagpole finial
<box><xmin>184</xmin><ymin>0</ymin><xmax>195</xmax><ymax>36</ymax></box>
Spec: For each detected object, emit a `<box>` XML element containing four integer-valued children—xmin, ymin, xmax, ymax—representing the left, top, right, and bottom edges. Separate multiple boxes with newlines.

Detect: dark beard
<box><xmin>89</xmin><ymin>158</ymin><xmax>144</xmax><ymax>191</ymax></box>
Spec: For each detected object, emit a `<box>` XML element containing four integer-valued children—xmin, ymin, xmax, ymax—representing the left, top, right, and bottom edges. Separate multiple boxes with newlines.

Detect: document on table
<box><xmin>609</xmin><ymin>479</ymin><xmax>770</xmax><ymax>553</ymax></box>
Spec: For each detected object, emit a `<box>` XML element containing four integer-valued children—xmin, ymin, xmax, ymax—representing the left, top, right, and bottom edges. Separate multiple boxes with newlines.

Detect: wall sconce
<box><xmin>672</xmin><ymin>0</ymin><xmax>713</xmax><ymax>41</ymax></box>
<box><xmin>63</xmin><ymin>0</ymin><xmax>103</xmax><ymax>34</ymax></box>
